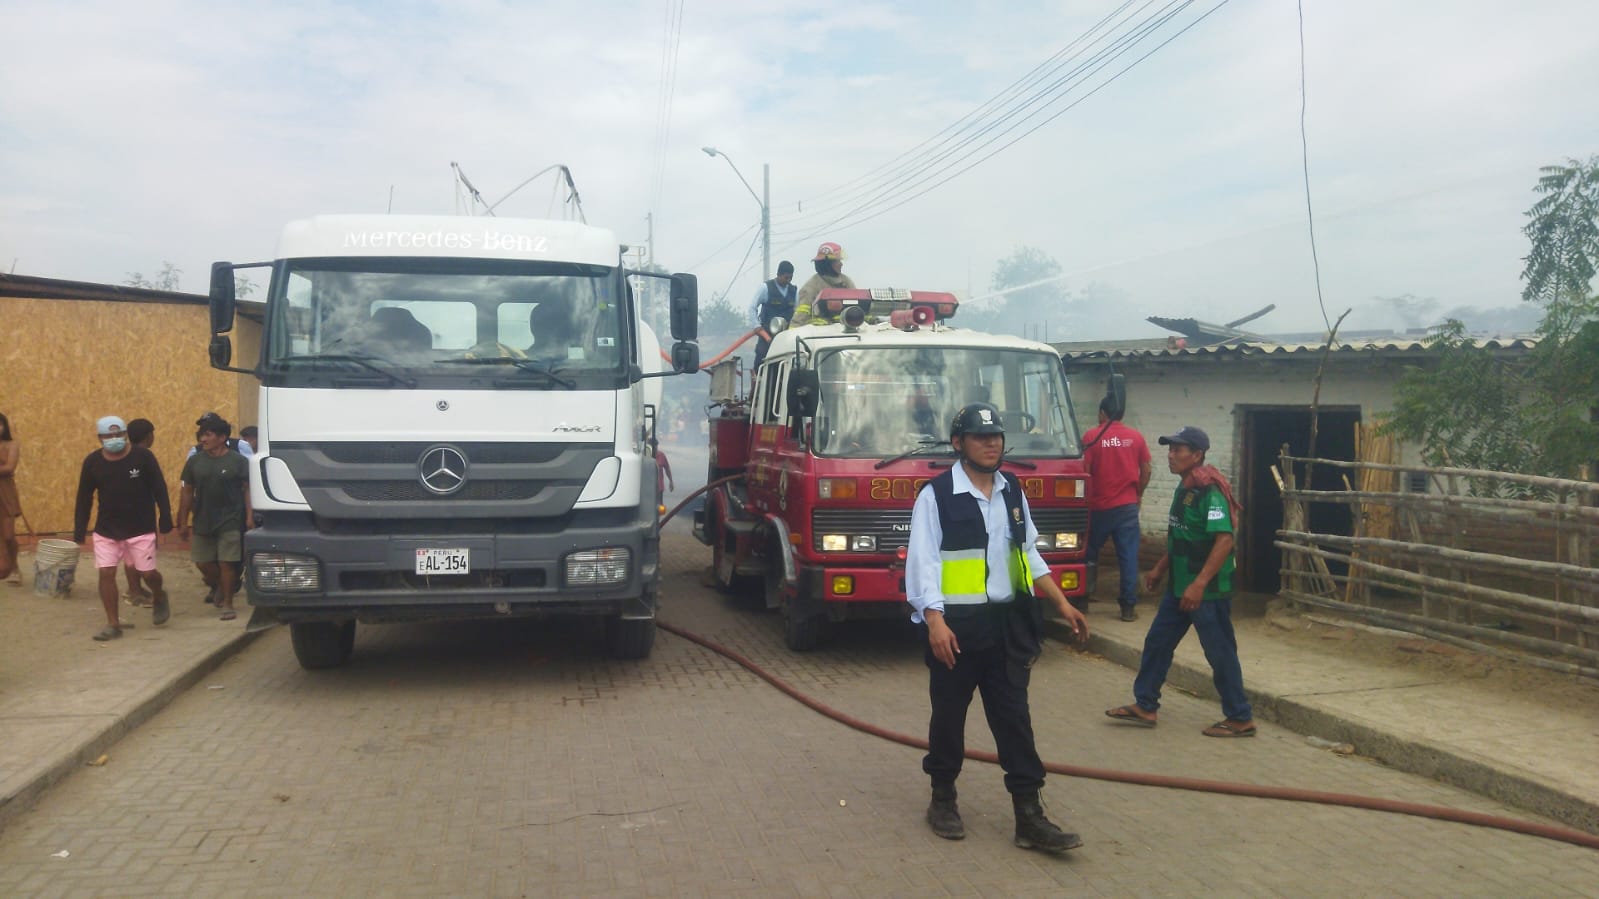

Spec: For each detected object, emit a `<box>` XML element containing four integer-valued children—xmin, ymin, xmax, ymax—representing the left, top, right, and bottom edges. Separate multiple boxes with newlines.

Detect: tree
<box><xmin>699</xmin><ymin>292</ymin><xmax>747</xmax><ymax>340</ymax></box>
<box><xmin>125</xmin><ymin>262</ymin><xmax>182</xmax><ymax>291</ymax></box>
<box><xmin>1384</xmin><ymin>156</ymin><xmax>1599</xmax><ymax>482</ymax></box>
<box><xmin>966</xmin><ymin>246</ymin><xmax>1077</xmax><ymax>338</ymax></box>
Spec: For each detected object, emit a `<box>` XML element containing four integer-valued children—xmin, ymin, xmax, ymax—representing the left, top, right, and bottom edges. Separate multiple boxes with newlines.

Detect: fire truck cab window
<box><xmin>812</xmin><ymin>346</ymin><xmax>1081</xmax><ymax>458</ymax></box>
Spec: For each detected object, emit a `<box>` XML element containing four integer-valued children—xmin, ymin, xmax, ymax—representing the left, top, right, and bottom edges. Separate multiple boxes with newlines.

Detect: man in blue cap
<box><xmin>1104</xmin><ymin>425</ymin><xmax>1254</xmax><ymax>737</ymax></box>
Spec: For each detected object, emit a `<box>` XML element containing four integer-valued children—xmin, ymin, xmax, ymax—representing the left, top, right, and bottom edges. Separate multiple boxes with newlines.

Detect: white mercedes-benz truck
<box><xmin>206</xmin><ymin>214</ymin><xmax>699</xmax><ymax>668</ymax></box>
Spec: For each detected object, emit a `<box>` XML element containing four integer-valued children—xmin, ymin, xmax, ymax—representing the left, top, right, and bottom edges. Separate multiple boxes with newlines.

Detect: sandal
<box><xmin>1105</xmin><ymin>705</ymin><xmax>1157</xmax><ymax>728</ymax></box>
<box><xmin>93</xmin><ymin>626</ymin><xmax>123</xmax><ymax>641</ymax></box>
<box><xmin>219</xmin><ymin>608</ymin><xmax>237</xmax><ymax>621</ymax></box>
<box><xmin>1202</xmin><ymin>719</ymin><xmax>1257</xmax><ymax>738</ymax></box>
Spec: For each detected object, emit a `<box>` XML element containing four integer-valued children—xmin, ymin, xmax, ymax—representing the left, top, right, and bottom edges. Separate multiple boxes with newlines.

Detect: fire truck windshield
<box><xmin>811</xmin><ymin>346</ymin><xmax>1082</xmax><ymax>458</ymax></box>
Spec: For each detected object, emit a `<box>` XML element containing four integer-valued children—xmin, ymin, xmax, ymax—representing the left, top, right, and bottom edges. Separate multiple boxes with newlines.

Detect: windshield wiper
<box><xmin>441</xmin><ymin>357</ymin><xmax>576</xmax><ymax>388</ymax></box>
<box><xmin>874</xmin><ymin>440</ymin><xmax>952</xmax><ymax>470</ymax></box>
<box><xmin>276</xmin><ymin>353</ymin><xmax>415</xmax><ymax>387</ymax></box>
<box><xmin>999</xmin><ymin>450</ymin><xmax>1038</xmax><ymax>470</ymax></box>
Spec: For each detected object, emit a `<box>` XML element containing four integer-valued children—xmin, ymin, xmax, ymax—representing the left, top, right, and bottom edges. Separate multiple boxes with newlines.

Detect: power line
<box><xmin>773</xmin><ymin>0</ymin><xmax>1146</xmax><ymax>222</ymax></box>
<box><xmin>683</xmin><ymin>222</ymin><xmax>760</xmax><ymax>272</ymax></box>
<box><xmin>713</xmin><ymin>229</ymin><xmax>764</xmax><ymax>308</ymax></box>
<box><xmin>1297</xmin><ymin>0</ymin><xmax>1330</xmax><ymax>333</ymax></box>
<box><xmin>773</xmin><ymin>1</ymin><xmax>1228</xmax><ymax>251</ymax></box>
<box><xmin>768</xmin><ymin>0</ymin><xmax>1198</xmax><ymax>239</ymax></box>
<box><xmin>648</xmin><ymin>0</ymin><xmax>686</xmax><ymax>217</ymax></box>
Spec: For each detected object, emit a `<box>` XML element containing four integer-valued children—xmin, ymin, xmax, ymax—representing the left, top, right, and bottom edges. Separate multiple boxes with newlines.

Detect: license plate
<box><xmin>415</xmin><ymin>548</ymin><xmax>470</xmax><ymax>575</ymax></box>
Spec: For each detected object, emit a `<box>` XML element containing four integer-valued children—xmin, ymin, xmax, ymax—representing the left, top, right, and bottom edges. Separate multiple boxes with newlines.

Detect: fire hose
<box><xmin>656</xmin><ymin>483</ymin><xmax>1599</xmax><ymax>851</ymax></box>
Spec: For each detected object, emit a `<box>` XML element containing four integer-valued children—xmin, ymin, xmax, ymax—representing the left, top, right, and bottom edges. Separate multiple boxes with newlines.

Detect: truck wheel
<box><xmin>782</xmin><ymin>605</ymin><xmax>824</xmax><ymax>652</ymax></box>
<box><xmin>290</xmin><ymin>620</ymin><xmax>356</xmax><ymax>670</ymax></box>
<box><xmin>606</xmin><ymin>616</ymin><xmax>656</xmax><ymax>660</ymax></box>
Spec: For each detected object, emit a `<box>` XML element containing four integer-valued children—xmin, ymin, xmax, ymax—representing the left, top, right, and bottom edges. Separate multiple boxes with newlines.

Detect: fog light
<box><xmin>1055</xmin><ymin>532</ymin><xmax>1080</xmax><ymax>550</ymax></box>
<box><xmin>565</xmin><ymin>547</ymin><xmax>631</xmax><ymax>586</ymax></box>
<box><xmin>822</xmin><ymin>534</ymin><xmax>848</xmax><ymax>552</ymax></box>
<box><xmin>252</xmin><ymin>553</ymin><xmax>320</xmax><ymax>592</ymax></box>
<box><xmin>831</xmin><ymin>575</ymin><xmax>854</xmax><ymax>595</ymax></box>
<box><xmin>851</xmin><ymin>535</ymin><xmax>876</xmax><ymax>552</ymax></box>
<box><xmin>1059</xmin><ymin>572</ymin><xmax>1079</xmax><ymax>591</ymax></box>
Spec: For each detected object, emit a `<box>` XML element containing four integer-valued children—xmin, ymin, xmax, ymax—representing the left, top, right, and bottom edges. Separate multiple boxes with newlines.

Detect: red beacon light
<box><xmin>816</xmin><ymin>288</ymin><xmax>960</xmax><ymax>329</ymax></box>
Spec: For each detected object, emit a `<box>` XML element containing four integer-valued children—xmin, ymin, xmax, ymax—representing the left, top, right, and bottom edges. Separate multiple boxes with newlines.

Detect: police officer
<box><xmin>748</xmin><ymin>260</ymin><xmax>797</xmax><ymax>366</ymax></box>
<box><xmin>906</xmin><ymin>402</ymin><xmax>1090</xmax><ymax>854</ymax></box>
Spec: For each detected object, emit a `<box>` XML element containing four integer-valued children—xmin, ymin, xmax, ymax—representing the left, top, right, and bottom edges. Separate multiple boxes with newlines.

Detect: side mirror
<box><xmin>788</xmin><ymin>369</ymin><xmax>820</xmax><ymax>418</ymax></box>
<box><xmin>209</xmin><ymin>335</ymin><xmax>233</xmax><ymax>369</ymax></box>
<box><xmin>671</xmin><ymin>341</ymin><xmax>700</xmax><ymax>374</ymax></box>
<box><xmin>209</xmin><ymin>262</ymin><xmax>237</xmax><ymax>334</ymax></box>
<box><xmin>669</xmin><ymin>272</ymin><xmax>698</xmax><ymax>341</ymax></box>
<box><xmin>1104</xmin><ymin>373</ymin><xmax>1126</xmax><ymax>420</ymax></box>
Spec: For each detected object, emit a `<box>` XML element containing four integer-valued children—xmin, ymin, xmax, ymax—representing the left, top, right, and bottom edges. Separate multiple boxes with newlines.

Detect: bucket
<box><xmin>33</xmin><ymin>539</ymin><xmax>80</xmax><ymax>598</ymax></box>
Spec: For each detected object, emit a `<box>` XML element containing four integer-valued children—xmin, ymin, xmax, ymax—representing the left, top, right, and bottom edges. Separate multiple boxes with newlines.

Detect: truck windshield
<box><xmin>812</xmin><ymin>346</ymin><xmax>1081</xmax><ymax>458</ymax></box>
<box><xmin>262</xmin><ymin>257</ymin><xmax>627</xmax><ymax>388</ymax></box>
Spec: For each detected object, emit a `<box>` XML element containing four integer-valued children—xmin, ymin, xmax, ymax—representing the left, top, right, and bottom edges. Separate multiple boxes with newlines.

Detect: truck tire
<box><xmin>782</xmin><ymin>604</ymin><xmax>824</xmax><ymax>652</ymax></box>
<box><xmin>290</xmin><ymin>620</ymin><xmax>356</xmax><ymax>670</ymax></box>
<box><xmin>769</xmin><ymin>543</ymin><xmax>824</xmax><ymax>650</ymax></box>
<box><xmin>606</xmin><ymin>616</ymin><xmax>656</xmax><ymax>660</ymax></box>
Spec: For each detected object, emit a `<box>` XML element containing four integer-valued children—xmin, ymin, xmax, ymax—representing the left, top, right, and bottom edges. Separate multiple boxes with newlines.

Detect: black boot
<box><xmin>926</xmin><ymin>782</ymin><xmax>964</xmax><ymax>840</ymax></box>
<box><xmin>1012</xmin><ymin>790</ymin><xmax>1082</xmax><ymax>853</ymax></box>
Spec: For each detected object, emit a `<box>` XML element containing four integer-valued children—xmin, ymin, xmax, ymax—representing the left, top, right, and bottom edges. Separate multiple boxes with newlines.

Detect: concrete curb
<box><xmin>1045</xmin><ymin>618</ymin><xmax>1599</xmax><ymax>836</ymax></box>
<box><xmin>0</xmin><ymin>629</ymin><xmax>264</xmax><ymax>835</ymax></box>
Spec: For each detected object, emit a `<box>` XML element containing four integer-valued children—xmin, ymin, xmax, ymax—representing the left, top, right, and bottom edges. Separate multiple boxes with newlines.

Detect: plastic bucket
<box><xmin>33</xmin><ymin>539</ymin><xmax>80</xmax><ymax>598</ymax></box>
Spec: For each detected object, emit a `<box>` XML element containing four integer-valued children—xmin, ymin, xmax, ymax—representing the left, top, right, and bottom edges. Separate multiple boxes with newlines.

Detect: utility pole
<box><xmin>646</xmin><ymin>212</ymin><xmax>654</xmax><ymax>269</ymax></box>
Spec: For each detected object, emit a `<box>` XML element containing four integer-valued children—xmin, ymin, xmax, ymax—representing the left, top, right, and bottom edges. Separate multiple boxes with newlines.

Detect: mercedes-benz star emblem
<box><xmin>418</xmin><ymin>445</ymin><xmax>468</xmax><ymax>495</ymax></box>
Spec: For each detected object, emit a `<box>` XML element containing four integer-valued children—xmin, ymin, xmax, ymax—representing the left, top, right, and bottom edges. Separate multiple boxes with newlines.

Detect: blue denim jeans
<box><xmin>1132</xmin><ymin>590</ymin><xmax>1252</xmax><ymax>721</ymax></box>
<box><xmin>1088</xmin><ymin>503</ymin><xmax>1142</xmax><ymax>607</ymax></box>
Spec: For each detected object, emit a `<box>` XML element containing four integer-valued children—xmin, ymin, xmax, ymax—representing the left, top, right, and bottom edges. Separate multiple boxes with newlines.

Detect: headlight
<box><xmin>821</xmin><ymin>534</ymin><xmax>848</xmax><ymax>552</ymax></box>
<box><xmin>1055</xmin><ymin>533</ymin><xmax>1080</xmax><ymax>550</ymax></box>
<box><xmin>251</xmin><ymin>553</ymin><xmax>320</xmax><ymax>592</ymax></box>
<box><xmin>850</xmin><ymin>535</ymin><xmax>876</xmax><ymax>552</ymax></box>
<box><xmin>565</xmin><ymin>548</ymin><xmax>631</xmax><ymax>586</ymax></box>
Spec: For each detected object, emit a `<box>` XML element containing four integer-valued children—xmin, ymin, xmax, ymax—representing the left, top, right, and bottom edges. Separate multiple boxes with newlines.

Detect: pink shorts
<box><xmin>94</xmin><ymin>533</ymin><xmax>159</xmax><ymax>571</ymax></box>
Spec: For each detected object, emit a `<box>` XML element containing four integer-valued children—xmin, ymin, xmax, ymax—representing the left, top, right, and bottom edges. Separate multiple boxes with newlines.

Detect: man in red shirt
<box><xmin>1083</xmin><ymin>398</ymin><xmax>1151</xmax><ymax>621</ymax></box>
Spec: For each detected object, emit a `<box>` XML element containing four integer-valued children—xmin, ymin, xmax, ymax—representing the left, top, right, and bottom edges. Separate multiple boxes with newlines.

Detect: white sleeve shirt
<box><xmin>905</xmin><ymin>463</ymin><xmax>1049</xmax><ymax>624</ymax></box>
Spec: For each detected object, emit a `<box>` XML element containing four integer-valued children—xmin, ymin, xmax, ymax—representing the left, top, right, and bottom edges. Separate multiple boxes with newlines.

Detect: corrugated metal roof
<box><xmin>1055</xmin><ymin>335</ymin><xmax>1539</xmax><ymax>361</ymax></box>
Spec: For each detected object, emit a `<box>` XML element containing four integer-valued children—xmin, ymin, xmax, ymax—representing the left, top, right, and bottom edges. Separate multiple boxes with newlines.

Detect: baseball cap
<box><xmin>96</xmin><ymin>415</ymin><xmax>126</xmax><ymax>436</ymax></box>
<box><xmin>1157</xmin><ymin>425</ymin><xmax>1210</xmax><ymax>452</ymax></box>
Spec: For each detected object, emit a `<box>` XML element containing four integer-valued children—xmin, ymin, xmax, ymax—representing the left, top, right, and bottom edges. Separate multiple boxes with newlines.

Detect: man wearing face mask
<box><xmin>73</xmin><ymin>416</ymin><xmax>174</xmax><ymax>641</ymax></box>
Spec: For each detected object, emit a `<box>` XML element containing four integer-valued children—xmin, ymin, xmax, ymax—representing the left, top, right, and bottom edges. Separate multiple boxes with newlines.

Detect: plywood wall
<box><xmin>0</xmin><ymin>296</ymin><xmax>261</xmax><ymax>535</ymax></box>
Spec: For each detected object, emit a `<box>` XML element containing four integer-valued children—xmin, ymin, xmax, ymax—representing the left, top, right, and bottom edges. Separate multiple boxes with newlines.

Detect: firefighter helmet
<box><xmin>812</xmin><ymin>241</ymin><xmax>845</xmax><ymax>262</ymax></box>
<box><xmin>950</xmin><ymin>402</ymin><xmax>1005</xmax><ymax>439</ymax></box>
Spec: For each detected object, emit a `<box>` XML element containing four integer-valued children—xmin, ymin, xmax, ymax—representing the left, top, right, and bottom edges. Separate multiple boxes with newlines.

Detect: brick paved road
<box><xmin>3</xmin><ymin>527</ymin><xmax>1596</xmax><ymax>897</ymax></box>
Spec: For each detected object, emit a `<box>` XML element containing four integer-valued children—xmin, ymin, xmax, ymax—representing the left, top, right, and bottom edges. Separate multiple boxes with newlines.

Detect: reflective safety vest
<box><xmin>757</xmin><ymin>278</ymin><xmax>797</xmax><ymax>329</ymax></box>
<box><xmin>926</xmin><ymin>469</ymin><xmax>1035</xmax><ymax>606</ymax></box>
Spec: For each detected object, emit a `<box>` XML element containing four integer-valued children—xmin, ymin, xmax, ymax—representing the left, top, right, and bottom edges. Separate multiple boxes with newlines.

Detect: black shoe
<box><xmin>1120</xmin><ymin>604</ymin><xmax>1139</xmax><ymax>622</ymax></box>
<box><xmin>1013</xmin><ymin>791</ymin><xmax>1082</xmax><ymax>854</ymax></box>
<box><xmin>927</xmin><ymin>783</ymin><xmax>965</xmax><ymax>840</ymax></box>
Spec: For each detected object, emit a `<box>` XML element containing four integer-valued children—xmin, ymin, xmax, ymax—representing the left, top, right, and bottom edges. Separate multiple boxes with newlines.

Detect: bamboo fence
<box><xmin>1274</xmin><ymin>451</ymin><xmax>1599</xmax><ymax>680</ymax></box>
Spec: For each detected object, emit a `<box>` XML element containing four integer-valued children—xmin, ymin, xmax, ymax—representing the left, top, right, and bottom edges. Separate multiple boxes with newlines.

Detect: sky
<box><xmin>3</xmin><ymin>0</ymin><xmax>1597</xmax><ymax>342</ymax></box>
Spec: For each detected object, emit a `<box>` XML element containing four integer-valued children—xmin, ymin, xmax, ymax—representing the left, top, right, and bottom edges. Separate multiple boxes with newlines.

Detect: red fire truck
<box><xmin>694</xmin><ymin>288</ymin><xmax>1098</xmax><ymax>650</ymax></box>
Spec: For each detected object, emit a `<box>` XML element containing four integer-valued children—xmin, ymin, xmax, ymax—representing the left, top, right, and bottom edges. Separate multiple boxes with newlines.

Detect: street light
<box><xmin>701</xmin><ymin>146</ymin><xmax>770</xmax><ymax>280</ymax></box>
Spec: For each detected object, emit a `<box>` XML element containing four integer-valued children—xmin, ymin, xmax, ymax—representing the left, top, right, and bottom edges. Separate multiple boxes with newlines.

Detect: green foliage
<box><xmin>1385</xmin><ymin>156</ymin><xmax>1599</xmax><ymax>484</ymax></box>
<box><xmin>699</xmin><ymin>292</ymin><xmax>746</xmax><ymax>339</ymax></box>
<box><xmin>125</xmin><ymin>262</ymin><xmax>182</xmax><ymax>291</ymax></box>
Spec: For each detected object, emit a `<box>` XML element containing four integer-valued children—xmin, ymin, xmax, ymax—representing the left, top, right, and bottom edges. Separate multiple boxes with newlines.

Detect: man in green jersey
<box><xmin>1103</xmin><ymin>426</ymin><xmax>1255</xmax><ymax>737</ymax></box>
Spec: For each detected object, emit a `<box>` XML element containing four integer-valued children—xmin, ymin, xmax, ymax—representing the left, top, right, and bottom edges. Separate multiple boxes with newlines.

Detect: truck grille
<box><xmin>316</xmin><ymin>442</ymin><xmax>569</xmax><ymax>465</ymax></box>
<box><xmin>810</xmin><ymin>507</ymin><xmax>1087</xmax><ymax>553</ymax></box>
<box><xmin>1032</xmin><ymin>508</ymin><xmax>1089</xmax><ymax>533</ymax></box>
<box><xmin>812</xmin><ymin>509</ymin><xmax>914</xmax><ymax>552</ymax></box>
<box><xmin>344</xmin><ymin>481</ymin><xmax>543</xmax><ymax>502</ymax></box>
